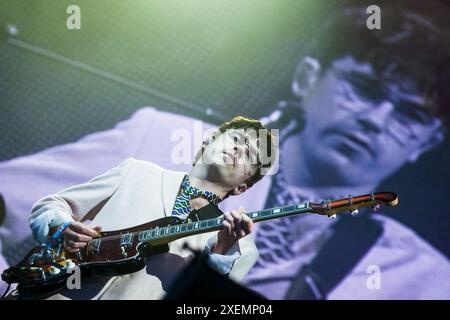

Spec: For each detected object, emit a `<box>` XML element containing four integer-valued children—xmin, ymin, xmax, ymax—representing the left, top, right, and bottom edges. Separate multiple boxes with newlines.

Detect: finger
<box><xmin>223</xmin><ymin>212</ymin><xmax>233</xmax><ymax>222</ymax></box>
<box><xmin>70</xmin><ymin>222</ymin><xmax>101</xmax><ymax>237</ymax></box>
<box><xmin>67</xmin><ymin>221</ymin><xmax>85</xmax><ymax>233</ymax></box>
<box><xmin>67</xmin><ymin>242</ymin><xmax>87</xmax><ymax>250</ymax></box>
<box><xmin>64</xmin><ymin>240</ymin><xmax>87</xmax><ymax>251</ymax></box>
<box><xmin>84</xmin><ymin>221</ymin><xmax>102</xmax><ymax>234</ymax></box>
<box><xmin>223</xmin><ymin>212</ymin><xmax>235</xmax><ymax>231</ymax></box>
<box><xmin>79</xmin><ymin>224</ymin><xmax>101</xmax><ymax>237</ymax></box>
<box><xmin>222</xmin><ymin>220</ymin><xmax>232</xmax><ymax>236</ymax></box>
<box><xmin>65</xmin><ymin>246</ymin><xmax>83</xmax><ymax>253</ymax></box>
<box><xmin>238</xmin><ymin>207</ymin><xmax>248</xmax><ymax>228</ymax></box>
<box><xmin>65</xmin><ymin>239</ymin><xmax>87</xmax><ymax>248</ymax></box>
<box><xmin>238</xmin><ymin>228</ymin><xmax>246</xmax><ymax>238</ymax></box>
<box><xmin>231</xmin><ymin>211</ymin><xmax>245</xmax><ymax>236</ymax></box>
<box><xmin>64</xmin><ymin>229</ymin><xmax>92</xmax><ymax>242</ymax></box>
<box><xmin>230</xmin><ymin>210</ymin><xmax>243</xmax><ymax>224</ymax></box>
<box><xmin>241</xmin><ymin>214</ymin><xmax>253</xmax><ymax>233</ymax></box>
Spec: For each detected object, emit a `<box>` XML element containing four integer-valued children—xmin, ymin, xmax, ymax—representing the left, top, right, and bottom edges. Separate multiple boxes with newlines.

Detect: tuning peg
<box><xmin>350</xmin><ymin>209</ymin><xmax>359</xmax><ymax>215</ymax></box>
<box><xmin>328</xmin><ymin>214</ymin><xmax>337</xmax><ymax>220</ymax></box>
<box><xmin>372</xmin><ymin>204</ymin><xmax>381</xmax><ymax>212</ymax></box>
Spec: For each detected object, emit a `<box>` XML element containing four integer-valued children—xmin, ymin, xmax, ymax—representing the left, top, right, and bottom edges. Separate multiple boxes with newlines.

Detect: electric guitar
<box><xmin>1</xmin><ymin>191</ymin><xmax>398</xmax><ymax>297</ymax></box>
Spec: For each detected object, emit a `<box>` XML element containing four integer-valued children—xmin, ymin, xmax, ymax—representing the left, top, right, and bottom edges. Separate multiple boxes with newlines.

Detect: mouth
<box><xmin>338</xmin><ymin>132</ymin><xmax>375</xmax><ymax>158</ymax></box>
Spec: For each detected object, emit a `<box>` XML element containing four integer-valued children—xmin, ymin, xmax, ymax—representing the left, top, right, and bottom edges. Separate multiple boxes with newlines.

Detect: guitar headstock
<box><xmin>310</xmin><ymin>192</ymin><xmax>399</xmax><ymax>219</ymax></box>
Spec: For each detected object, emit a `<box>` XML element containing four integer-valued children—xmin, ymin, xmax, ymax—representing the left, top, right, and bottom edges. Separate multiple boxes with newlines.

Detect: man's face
<box><xmin>200</xmin><ymin>128</ymin><xmax>260</xmax><ymax>189</ymax></box>
<box><xmin>297</xmin><ymin>55</ymin><xmax>443</xmax><ymax>186</ymax></box>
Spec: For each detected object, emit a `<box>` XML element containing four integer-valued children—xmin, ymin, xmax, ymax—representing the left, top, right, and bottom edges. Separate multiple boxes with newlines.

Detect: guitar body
<box><xmin>2</xmin><ymin>216</ymin><xmax>182</xmax><ymax>298</ymax></box>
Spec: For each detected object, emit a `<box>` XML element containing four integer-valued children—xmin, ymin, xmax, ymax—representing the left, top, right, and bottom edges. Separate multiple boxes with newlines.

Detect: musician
<box><xmin>1</xmin><ymin>0</ymin><xmax>449</xmax><ymax>300</ymax></box>
<box><xmin>26</xmin><ymin>116</ymin><xmax>276</xmax><ymax>299</ymax></box>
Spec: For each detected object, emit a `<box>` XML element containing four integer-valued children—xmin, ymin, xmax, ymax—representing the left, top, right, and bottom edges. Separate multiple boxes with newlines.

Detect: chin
<box><xmin>207</xmin><ymin>161</ymin><xmax>229</xmax><ymax>177</ymax></box>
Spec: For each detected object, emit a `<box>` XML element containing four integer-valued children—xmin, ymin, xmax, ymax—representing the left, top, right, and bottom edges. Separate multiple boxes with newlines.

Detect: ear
<box><xmin>408</xmin><ymin>130</ymin><xmax>444</xmax><ymax>162</ymax></box>
<box><xmin>230</xmin><ymin>183</ymin><xmax>248</xmax><ymax>196</ymax></box>
<box><xmin>292</xmin><ymin>56</ymin><xmax>322</xmax><ymax>98</ymax></box>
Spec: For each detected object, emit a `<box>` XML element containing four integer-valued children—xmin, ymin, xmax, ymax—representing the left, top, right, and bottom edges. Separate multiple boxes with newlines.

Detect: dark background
<box><xmin>0</xmin><ymin>0</ymin><xmax>449</xmax><ymax>257</ymax></box>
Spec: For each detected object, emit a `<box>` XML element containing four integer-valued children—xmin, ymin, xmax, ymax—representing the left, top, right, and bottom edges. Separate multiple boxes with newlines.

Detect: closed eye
<box><xmin>396</xmin><ymin>102</ymin><xmax>431</xmax><ymax>125</ymax></box>
<box><xmin>345</xmin><ymin>72</ymin><xmax>384</xmax><ymax>102</ymax></box>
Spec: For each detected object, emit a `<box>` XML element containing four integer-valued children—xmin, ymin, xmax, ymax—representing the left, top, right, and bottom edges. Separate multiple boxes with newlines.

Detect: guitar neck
<box><xmin>136</xmin><ymin>202</ymin><xmax>312</xmax><ymax>245</ymax></box>
<box><xmin>112</xmin><ymin>192</ymin><xmax>398</xmax><ymax>246</ymax></box>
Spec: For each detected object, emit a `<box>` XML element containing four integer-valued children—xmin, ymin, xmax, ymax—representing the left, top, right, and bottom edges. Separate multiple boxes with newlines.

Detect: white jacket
<box><xmin>29</xmin><ymin>158</ymin><xmax>259</xmax><ymax>299</ymax></box>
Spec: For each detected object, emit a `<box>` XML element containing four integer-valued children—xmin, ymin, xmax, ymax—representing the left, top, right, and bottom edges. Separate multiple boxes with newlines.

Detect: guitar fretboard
<box><xmin>136</xmin><ymin>202</ymin><xmax>311</xmax><ymax>243</ymax></box>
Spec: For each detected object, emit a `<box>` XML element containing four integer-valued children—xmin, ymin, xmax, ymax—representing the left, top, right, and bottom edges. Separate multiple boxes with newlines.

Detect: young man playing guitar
<box><xmin>26</xmin><ymin>116</ymin><xmax>276</xmax><ymax>299</ymax></box>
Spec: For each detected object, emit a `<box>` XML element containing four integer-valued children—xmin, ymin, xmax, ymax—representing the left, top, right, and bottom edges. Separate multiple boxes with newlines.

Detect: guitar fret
<box><xmin>297</xmin><ymin>203</ymin><xmax>307</xmax><ymax>209</ymax></box>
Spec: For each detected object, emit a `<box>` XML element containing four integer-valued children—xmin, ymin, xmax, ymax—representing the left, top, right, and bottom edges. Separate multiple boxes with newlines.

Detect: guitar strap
<box><xmin>284</xmin><ymin>215</ymin><xmax>383</xmax><ymax>299</ymax></box>
<box><xmin>187</xmin><ymin>203</ymin><xmax>224</xmax><ymax>221</ymax></box>
<box><xmin>81</xmin><ymin>196</ymin><xmax>222</xmax><ymax>225</ymax></box>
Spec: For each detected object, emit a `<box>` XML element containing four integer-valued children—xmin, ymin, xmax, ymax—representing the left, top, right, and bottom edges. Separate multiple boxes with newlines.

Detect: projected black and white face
<box><xmin>294</xmin><ymin>55</ymin><xmax>443</xmax><ymax>186</ymax></box>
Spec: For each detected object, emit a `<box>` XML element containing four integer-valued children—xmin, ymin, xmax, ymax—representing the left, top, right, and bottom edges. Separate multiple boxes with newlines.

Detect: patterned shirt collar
<box><xmin>171</xmin><ymin>175</ymin><xmax>222</xmax><ymax>216</ymax></box>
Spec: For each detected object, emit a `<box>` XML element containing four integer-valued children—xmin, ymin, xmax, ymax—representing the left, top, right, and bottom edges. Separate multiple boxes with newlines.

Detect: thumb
<box><xmin>93</xmin><ymin>226</ymin><xmax>102</xmax><ymax>235</ymax></box>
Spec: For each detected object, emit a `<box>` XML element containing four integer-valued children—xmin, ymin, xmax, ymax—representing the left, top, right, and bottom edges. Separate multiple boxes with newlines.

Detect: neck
<box><xmin>280</xmin><ymin>135</ymin><xmax>378</xmax><ymax>199</ymax></box>
<box><xmin>188</xmin><ymin>165</ymin><xmax>229</xmax><ymax>200</ymax></box>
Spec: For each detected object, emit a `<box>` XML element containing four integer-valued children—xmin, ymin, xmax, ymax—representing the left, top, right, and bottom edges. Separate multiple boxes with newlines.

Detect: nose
<box><xmin>356</xmin><ymin>100</ymin><xmax>394</xmax><ymax>133</ymax></box>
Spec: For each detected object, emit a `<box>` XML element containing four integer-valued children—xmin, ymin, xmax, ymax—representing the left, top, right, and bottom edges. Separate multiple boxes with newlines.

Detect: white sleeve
<box><xmin>204</xmin><ymin>237</ymin><xmax>241</xmax><ymax>275</ymax></box>
<box><xmin>29</xmin><ymin>158</ymin><xmax>133</xmax><ymax>243</ymax></box>
<box><xmin>202</xmin><ymin>234</ymin><xmax>259</xmax><ymax>281</ymax></box>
